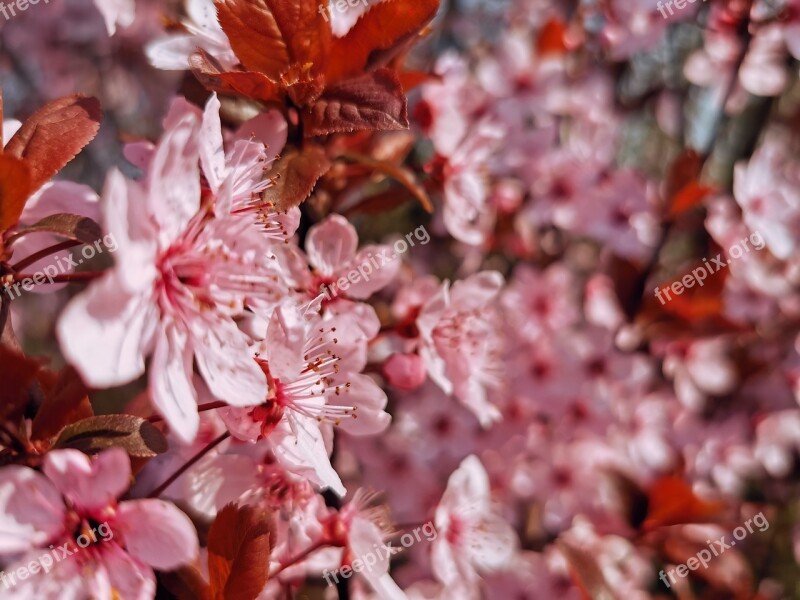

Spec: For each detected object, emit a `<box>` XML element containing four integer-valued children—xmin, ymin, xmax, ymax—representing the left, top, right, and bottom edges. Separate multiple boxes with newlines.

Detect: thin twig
<box><xmin>148</xmin><ymin>432</ymin><xmax>230</xmax><ymax>498</ymax></box>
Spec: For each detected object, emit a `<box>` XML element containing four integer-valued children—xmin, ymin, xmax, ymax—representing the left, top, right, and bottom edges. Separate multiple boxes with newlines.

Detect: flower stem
<box><xmin>147</xmin><ymin>432</ymin><xmax>230</xmax><ymax>498</ymax></box>
<box><xmin>13</xmin><ymin>271</ymin><xmax>103</xmax><ymax>284</ymax></box>
<box><xmin>146</xmin><ymin>401</ymin><xmax>228</xmax><ymax>423</ymax></box>
<box><xmin>11</xmin><ymin>240</ymin><xmax>81</xmax><ymax>272</ymax></box>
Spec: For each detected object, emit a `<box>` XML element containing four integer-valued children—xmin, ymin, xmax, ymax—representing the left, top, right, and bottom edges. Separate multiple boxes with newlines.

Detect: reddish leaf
<box><xmin>215</xmin><ymin>0</ymin><xmax>291</xmax><ymax>79</ymax></box>
<box><xmin>557</xmin><ymin>539</ymin><xmax>616</xmax><ymax>600</ymax></box>
<box><xmin>669</xmin><ymin>181</ymin><xmax>716</xmax><ymax>218</ymax></box>
<box><xmin>536</xmin><ymin>18</ymin><xmax>569</xmax><ymax>56</ymax></box>
<box><xmin>395</xmin><ymin>70</ymin><xmax>434</xmax><ymax>92</ymax></box>
<box><xmin>265</xmin><ymin>0</ymin><xmax>330</xmax><ymax>74</ymax></box>
<box><xmin>304</xmin><ymin>69</ymin><xmax>409</xmax><ymax>136</ymax></box>
<box><xmin>658</xmin><ymin>265</ymin><xmax>728</xmax><ymax>323</ymax></box>
<box><xmin>7</xmin><ymin>213</ymin><xmax>102</xmax><ymax>246</ymax></box>
<box><xmin>642</xmin><ymin>476</ymin><xmax>726</xmax><ymax>531</ymax></box>
<box><xmin>260</xmin><ymin>144</ymin><xmax>331</xmax><ymax>211</ymax></box>
<box><xmin>208</xmin><ymin>504</ymin><xmax>272</xmax><ymax>600</ymax></box>
<box><xmin>664</xmin><ymin>149</ymin><xmax>704</xmax><ymax>206</ymax></box>
<box><xmin>344</xmin><ymin>187</ymin><xmax>414</xmax><ymax>216</ymax></box>
<box><xmin>326</xmin><ymin>0</ymin><xmax>440</xmax><ymax>84</ymax></box>
<box><xmin>31</xmin><ymin>367</ymin><xmax>93</xmax><ymax>444</ymax></box>
<box><xmin>5</xmin><ymin>95</ymin><xmax>101</xmax><ymax>194</ymax></box>
<box><xmin>338</xmin><ymin>152</ymin><xmax>433</xmax><ymax>212</ymax></box>
<box><xmin>662</xmin><ymin>528</ymin><xmax>754</xmax><ymax>594</ymax></box>
<box><xmin>0</xmin><ymin>155</ymin><xmax>32</xmax><ymax>233</ymax></box>
<box><xmin>0</xmin><ymin>344</ymin><xmax>42</xmax><ymax>423</ymax></box>
<box><xmin>54</xmin><ymin>415</ymin><xmax>168</xmax><ymax>458</ymax></box>
<box><xmin>159</xmin><ymin>566</ymin><xmax>213</xmax><ymax>600</ymax></box>
<box><xmin>190</xmin><ymin>50</ymin><xmax>283</xmax><ymax>103</ymax></box>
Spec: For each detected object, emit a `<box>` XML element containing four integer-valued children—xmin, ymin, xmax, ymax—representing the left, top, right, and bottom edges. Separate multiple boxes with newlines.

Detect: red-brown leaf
<box><xmin>215</xmin><ymin>0</ymin><xmax>290</xmax><ymax>79</ymax></box>
<box><xmin>31</xmin><ymin>367</ymin><xmax>93</xmax><ymax>443</ymax></box>
<box><xmin>190</xmin><ymin>50</ymin><xmax>284</xmax><ymax>103</ymax></box>
<box><xmin>54</xmin><ymin>415</ymin><xmax>168</xmax><ymax>458</ymax></box>
<box><xmin>557</xmin><ymin>539</ymin><xmax>616</xmax><ymax>600</ymax></box>
<box><xmin>260</xmin><ymin>144</ymin><xmax>331</xmax><ymax>211</ymax></box>
<box><xmin>267</xmin><ymin>0</ymin><xmax>330</xmax><ymax>75</ymax></box>
<box><xmin>338</xmin><ymin>152</ymin><xmax>433</xmax><ymax>212</ymax></box>
<box><xmin>0</xmin><ymin>155</ymin><xmax>32</xmax><ymax>233</ymax></box>
<box><xmin>5</xmin><ymin>95</ymin><xmax>101</xmax><ymax>194</ymax></box>
<box><xmin>7</xmin><ymin>213</ymin><xmax>103</xmax><ymax>246</ymax></box>
<box><xmin>326</xmin><ymin>0</ymin><xmax>440</xmax><ymax>84</ymax></box>
<box><xmin>536</xmin><ymin>18</ymin><xmax>569</xmax><ymax>56</ymax></box>
<box><xmin>304</xmin><ymin>69</ymin><xmax>408</xmax><ymax>136</ymax></box>
<box><xmin>215</xmin><ymin>0</ymin><xmax>331</xmax><ymax>100</ymax></box>
<box><xmin>669</xmin><ymin>181</ymin><xmax>716</xmax><ymax>218</ymax></box>
<box><xmin>658</xmin><ymin>265</ymin><xmax>729</xmax><ymax>323</ymax></box>
<box><xmin>208</xmin><ymin>504</ymin><xmax>272</xmax><ymax>600</ymax></box>
<box><xmin>664</xmin><ymin>149</ymin><xmax>704</xmax><ymax>206</ymax></box>
<box><xmin>0</xmin><ymin>344</ymin><xmax>43</xmax><ymax>423</ymax></box>
<box><xmin>642</xmin><ymin>476</ymin><xmax>726</xmax><ymax>531</ymax></box>
<box><xmin>159</xmin><ymin>566</ymin><xmax>213</xmax><ymax>600</ymax></box>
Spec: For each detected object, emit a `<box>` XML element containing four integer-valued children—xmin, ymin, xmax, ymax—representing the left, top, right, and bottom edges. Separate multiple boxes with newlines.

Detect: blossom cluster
<box><xmin>0</xmin><ymin>0</ymin><xmax>800</xmax><ymax>599</ymax></box>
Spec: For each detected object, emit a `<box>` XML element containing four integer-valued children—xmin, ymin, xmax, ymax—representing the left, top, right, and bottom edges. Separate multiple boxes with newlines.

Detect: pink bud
<box><xmin>383</xmin><ymin>353</ymin><xmax>426</xmax><ymax>391</ymax></box>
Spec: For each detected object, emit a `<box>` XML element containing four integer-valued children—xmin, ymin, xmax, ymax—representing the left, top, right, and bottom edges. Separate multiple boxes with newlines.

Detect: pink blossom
<box><xmin>0</xmin><ymin>449</ymin><xmax>197</xmax><ymax>599</ymax></box>
<box><xmin>417</xmin><ymin>271</ymin><xmax>505</xmax><ymax>426</ymax></box>
<box><xmin>431</xmin><ymin>455</ymin><xmax>517</xmax><ymax>588</ymax></box>
<box><xmin>8</xmin><ymin>181</ymin><xmax>101</xmax><ymax>292</ymax></box>
<box><xmin>146</xmin><ymin>0</ymin><xmax>237</xmax><ymax>70</ymax></box>
<box><xmin>221</xmin><ymin>303</ymin><xmax>391</xmax><ymax>495</ymax></box>
<box><xmin>92</xmin><ymin>0</ymin><xmax>135</xmax><ymax>35</ymax></box>
<box><xmin>278</xmin><ymin>214</ymin><xmax>400</xmax><ymax>337</ymax></box>
<box><xmin>57</xmin><ymin>107</ymin><xmax>286</xmax><ymax>443</ymax></box>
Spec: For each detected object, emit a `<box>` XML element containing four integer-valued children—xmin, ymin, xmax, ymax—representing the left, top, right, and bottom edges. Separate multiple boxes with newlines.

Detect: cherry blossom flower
<box><xmin>0</xmin><ymin>448</ymin><xmax>197</xmax><ymax>599</ymax></box>
<box><xmin>431</xmin><ymin>455</ymin><xmax>517</xmax><ymax>588</ymax></box>
<box><xmin>221</xmin><ymin>303</ymin><xmax>391</xmax><ymax>495</ymax></box>
<box><xmin>417</xmin><ymin>271</ymin><xmax>505</xmax><ymax>426</ymax></box>
<box><xmin>92</xmin><ymin>0</ymin><xmax>135</xmax><ymax>35</ymax></box>
<box><xmin>146</xmin><ymin>0</ymin><xmax>237</xmax><ymax>70</ymax></box>
<box><xmin>57</xmin><ymin>106</ymin><xmax>285</xmax><ymax>443</ymax></box>
<box><xmin>278</xmin><ymin>214</ymin><xmax>401</xmax><ymax>337</ymax></box>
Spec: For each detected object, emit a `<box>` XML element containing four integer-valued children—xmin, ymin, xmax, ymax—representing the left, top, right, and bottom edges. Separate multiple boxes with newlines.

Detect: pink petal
<box><xmin>145</xmin><ymin>111</ymin><xmax>201</xmax><ymax>245</ymax></box>
<box><xmin>99</xmin><ymin>543</ymin><xmax>156</xmax><ymax>600</ymax></box>
<box><xmin>266</xmin><ymin>304</ymin><xmax>308</xmax><ymax>382</ymax></box>
<box><xmin>101</xmin><ymin>169</ymin><xmax>159</xmax><ymax>293</ymax></box>
<box><xmin>306</xmin><ymin>215</ymin><xmax>359</xmax><ymax>278</ymax></box>
<box><xmin>56</xmin><ymin>272</ymin><xmax>158</xmax><ymax>388</ymax></box>
<box><xmin>0</xmin><ymin>466</ymin><xmax>64</xmax><ymax>554</ymax></box>
<box><xmin>235</xmin><ymin>109</ymin><xmax>288</xmax><ymax>157</ymax></box>
<box><xmin>199</xmin><ymin>94</ymin><xmax>227</xmax><ymax>192</ymax></box>
<box><xmin>116</xmin><ymin>499</ymin><xmax>199</xmax><ymax>570</ymax></box>
<box><xmin>328</xmin><ymin>373</ymin><xmax>390</xmax><ymax>435</ymax></box>
<box><xmin>43</xmin><ymin>448</ymin><xmax>130</xmax><ymax>512</ymax></box>
<box><xmin>149</xmin><ymin>324</ymin><xmax>200</xmax><ymax>444</ymax></box>
<box><xmin>193</xmin><ymin>317</ymin><xmax>267</xmax><ymax>407</ymax></box>
<box><xmin>383</xmin><ymin>353</ymin><xmax>427</xmax><ymax>391</ymax></box>
<box><xmin>344</xmin><ymin>245</ymin><xmax>400</xmax><ymax>299</ymax></box>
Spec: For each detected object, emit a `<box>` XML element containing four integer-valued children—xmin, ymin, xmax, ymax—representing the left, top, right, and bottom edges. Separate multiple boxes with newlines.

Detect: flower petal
<box><xmin>0</xmin><ymin>467</ymin><xmax>64</xmax><ymax>554</ymax></box>
<box><xmin>150</xmin><ymin>324</ymin><xmax>200</xmax><ymax>444</ymax></box>
<box><xmin>43</xmin><ymin>448</ymin><xmax>130</xmax><ymax>512</ymax></box>
<box><xmin>116</xmin><ymin>499</ymin><xmax>199</xmax><ymax>570</ymax></box>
